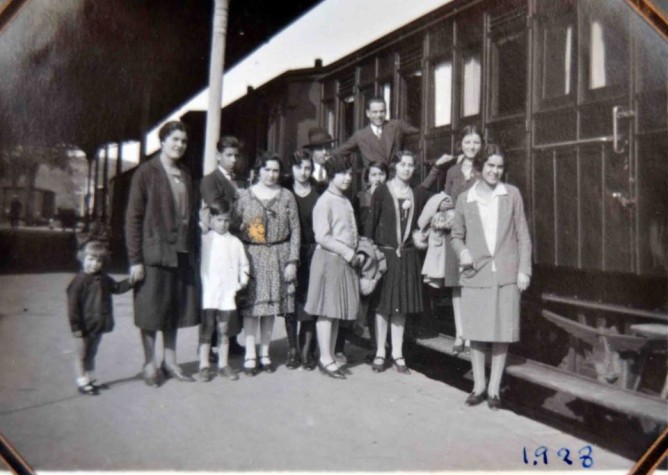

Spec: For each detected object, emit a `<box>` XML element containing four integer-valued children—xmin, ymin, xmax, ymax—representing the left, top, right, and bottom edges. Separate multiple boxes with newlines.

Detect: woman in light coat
<box><xmin>450</xmin><ymin>144</ymin><xmax>532</xmax><ymax>410</ymax></box>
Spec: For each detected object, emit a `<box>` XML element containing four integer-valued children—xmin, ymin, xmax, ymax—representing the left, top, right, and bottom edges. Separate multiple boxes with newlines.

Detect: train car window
<box><xmin>490</xmin><ymin>33</ymin><xmax>526</xmax><ymax>117</ymax></box>
<box><xmin>402</xmin><ymin>70</ymin><xmax>423</xmax><ymax>129</ymax></box>
<box><xmin>582</xmin><ymin>2</ymin><xmax>629</xmax><ymax>94</ymax></box>
<box><xmin>381</xmin><ymin>82</ymin><xmax>392</xmax><ymax>120</ymax></box>
<box><xmin>541</xmin><ymin>24</ymin><xmax>574</xmax><ymax>99</ymax></box>
<box><xmin>322</xmin><ymin>100</ymin><xmax>335</xmax><ymax>137</ymax></box>
<box><xmin>461</xmin><ymin>54</ymin><xmax>481</xmax><ymax>117</ymax></box>
<box><xmin>341</xmin><ymin>95</ymin><xmax>355</xmax><ymax>140</ymax></box>
<box><xmin>432</xmin><ymin>60</ymin><xmax>452</xmax><ymax>127</ymax></box>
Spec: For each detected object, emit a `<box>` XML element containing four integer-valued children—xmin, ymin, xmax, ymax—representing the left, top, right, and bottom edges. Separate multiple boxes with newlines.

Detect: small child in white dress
<box><xmin>199</xmin><ymin>199</ymin><xmax>249</xmax><ymax>381</ymax></box>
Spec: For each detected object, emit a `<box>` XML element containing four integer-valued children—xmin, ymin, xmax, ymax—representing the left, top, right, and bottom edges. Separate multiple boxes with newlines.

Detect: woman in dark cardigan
<box><xmin>125</xmin><ymin>120</ymin><xmax>199</xmax><ymax>386</ymax></box>
<box><xmin>364</xmin><ymin>151</ymin><xmax>429</xmax><ymax>374</ymax></box>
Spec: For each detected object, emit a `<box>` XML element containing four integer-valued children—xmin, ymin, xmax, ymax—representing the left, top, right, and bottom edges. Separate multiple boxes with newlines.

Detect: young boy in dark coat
<box><xmin>66</xmin><ymin>240</ymin><xmax>132</xmax><ymax>395</ymax></box>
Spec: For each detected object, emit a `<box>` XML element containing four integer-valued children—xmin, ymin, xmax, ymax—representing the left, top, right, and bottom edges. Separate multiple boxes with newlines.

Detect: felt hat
<box><xmin>303</xmin><ymin>127</ymin><xmax>337</xmax><ymax>148</ymax></box>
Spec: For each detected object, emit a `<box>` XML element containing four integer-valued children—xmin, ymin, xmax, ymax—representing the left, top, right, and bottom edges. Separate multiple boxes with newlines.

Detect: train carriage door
<box><xmin>532</xmin><ymin>0</ymin><xmax>641</xmax><ymax>274</ymax></box>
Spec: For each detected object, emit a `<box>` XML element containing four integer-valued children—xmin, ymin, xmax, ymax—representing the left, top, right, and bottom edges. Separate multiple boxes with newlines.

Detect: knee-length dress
<box><xmin>450</xmin><ymin>182</ymin><xmax>532</xmax><ymax>343</ymax></box>
<box><xmin>294</xmin><ymin>186</ymin><xmax>320</xmax><ymax>307</ymax></box>
<box><xmin>305</xmin><ymin>190</ymin><xmax>360</xmax><ymax>320</ymax></box>
<box><xmin>236</xmin><ymin>188</ymin><xmax>300</xmax><ymax>318</ymax></box>
<box><xmin>363</xmin><ymin>182</ymin><xmax>428</xmax><ymax>316</ymax></box>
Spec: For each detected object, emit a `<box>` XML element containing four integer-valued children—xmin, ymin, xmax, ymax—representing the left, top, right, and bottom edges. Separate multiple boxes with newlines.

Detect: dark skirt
<box><xmin>371</xmin><ymin>246</ymin><xmax>423</xmax><ymax>317</ymax></box>
<box><xmin>133</xmin><ymin>253</ymin><xmax>200</xmax><ymax>331</ymax></box>
<box><xmin>296</xmin><ymin>244</ymin><xmax>316</xmax><ymax>304</ymax></box>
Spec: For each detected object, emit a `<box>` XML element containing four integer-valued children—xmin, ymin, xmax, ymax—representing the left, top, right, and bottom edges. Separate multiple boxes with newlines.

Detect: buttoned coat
<box><xmin>450</xmin><ymin>183</ymin><xmax>532</xmax><ymax>288</ymax></box>
<box><xmin>125</xmin><ymin>156</ymin><xmax>198</xmax><ymax>267</ymax></box>
<box><xmin>334</xmin><ymin>120</ymin><xmax>419</xmax><ymax>166</ymax></box>
<box><xmin>200</xmin><ymin>167</ymin><xmax>242</xmax><ymax>231</ymax></box>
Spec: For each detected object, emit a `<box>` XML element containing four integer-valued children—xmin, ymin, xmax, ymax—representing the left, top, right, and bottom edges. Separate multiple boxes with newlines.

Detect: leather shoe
<box><xmin>371</xmin><ymin>356</ymin><xmax>387</xmax><ymax>373</ymax></box>
<box><xmin>259</xmin><ymin>357</ymin><xmax>275</xmax><ymax>374</ymax></box>
<box><xmin>318</xmin><ymin>361</ymin><xmax>346</xmax><ymax>379</ymax></box>
<box><xmin>243</xmin><ymin>358</ymin><xmax>260</xmax><ymax>376</ymax></box>
<box><xmin>392</xmin><ymin>357</ymin><xmax>411</xmax><ymax>374</ymax></box>
<box><xmin>285</xmin><ymin>349</ymin><xmax>301</xmax><ymax>370</ymax></box>
<box><xmin>161</xmin><ymin>363</ymin><xmax>195</xmax><ymax>382</ymax></box>
<box><xmin>488</xmin><ymin>395</ymin><xmax>502</xmax><ymax>410</ymax></box>
<box><xmin>143</xmin><ymin>371</ymin><xmax>159</xmax><ymax>388</ymax></box>
<box><xmin>465</xmin><ymin>390</ymin><xmax>487</xmax><ymax>406</ymax></box>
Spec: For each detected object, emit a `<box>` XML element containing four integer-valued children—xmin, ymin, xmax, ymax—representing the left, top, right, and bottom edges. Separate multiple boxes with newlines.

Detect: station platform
<box><xmin>0</xmin><ymin>272</ymin><xmax>637</xmax><ymax>472</ymax></box>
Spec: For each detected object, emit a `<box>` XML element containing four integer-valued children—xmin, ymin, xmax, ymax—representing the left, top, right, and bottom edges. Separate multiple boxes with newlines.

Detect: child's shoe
<box><xmin>78</xmin><ymin>383</ymin><xmax>100</xmax><ymax>396</ymax></box>
<box><xmin>219</xmin><ymin>366</ymin><xmax>239</xmax><ymax>381</ymax></box>
<box><xmin>199</xmin><ymin>367</ymin><xmax>213</xmax><ymax>382</ymax></box>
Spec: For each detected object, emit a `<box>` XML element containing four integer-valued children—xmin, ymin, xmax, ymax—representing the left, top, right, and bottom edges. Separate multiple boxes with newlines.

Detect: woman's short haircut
<box><xmin>388</xmin><ymin>150</ymin><xmax>416</xmax><ymax>176</ymax></box>
<box><xmin>76</xmin><ymin>240</ymin><xmax>110</xmax><ymax>264</ymax></box>
<box><xmin>216</xmin><ymin>136</ymin><xmax>241</xmax><ymax>152</ymax></box>
<box><xmin>254</xmin><ymin>151</ymin><xmax>283</xmax><ymax>176</ymax></box>
<box><xmin>158</xmin><ymin>120</ymin><xmax>188</xmax><ymax>143</ymax></box>
<box><xmin>455</xmin><ymin>125</ymin><xmax>483</xmax><ymax>154</ymax></box>
<box><xmin>288</xmin><ymin>149</ymin><xmax>314</xmax><ymax>169</ymax></box>
<box><xmin>363</xmin><ymin>161</ymin><xmax>388</xmax><ymax>183</ymax></box>
<box><xmin>324</xmin><ymin>153</ymin><xmax>352</xmax><ymax>179</ymax></box>
<box><xmin>473</xmin><ymin>143</ymin><xmax>504</xmax><ymax>171</ymax></box>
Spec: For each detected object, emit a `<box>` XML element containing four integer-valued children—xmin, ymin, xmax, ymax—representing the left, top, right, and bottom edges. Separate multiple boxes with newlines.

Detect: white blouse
<box><xmin>466</xmin><ymin>182</ymin><xmax>508</xmax><ymax>271</ymax></box>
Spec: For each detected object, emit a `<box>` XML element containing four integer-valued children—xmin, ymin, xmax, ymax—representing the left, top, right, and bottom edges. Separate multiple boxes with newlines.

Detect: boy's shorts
<box><xmin>199</xmin><ymin>309</ymin><xmax>235</xmax><ymax>344</ymax></box>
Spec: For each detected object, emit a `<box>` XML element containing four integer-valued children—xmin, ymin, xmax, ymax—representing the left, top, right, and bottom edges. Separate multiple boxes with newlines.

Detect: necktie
<box><xmin>375</xmin><ymin>127</ymin><xmax>382</xmax><ymax>139</ymax></box>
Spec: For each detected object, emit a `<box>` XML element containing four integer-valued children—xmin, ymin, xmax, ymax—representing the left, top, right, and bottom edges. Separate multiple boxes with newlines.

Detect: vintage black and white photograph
<box><xmin>0</xmin><ymin>0</ymin><xmax>667</xmax><ymax>473</ymax></box>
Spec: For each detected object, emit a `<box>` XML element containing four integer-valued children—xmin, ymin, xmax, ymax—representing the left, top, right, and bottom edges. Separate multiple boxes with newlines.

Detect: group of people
<box><xmin>66</xmin><ymin>96</ymin><xmax>532</xmax><ymax>411</ymax></box>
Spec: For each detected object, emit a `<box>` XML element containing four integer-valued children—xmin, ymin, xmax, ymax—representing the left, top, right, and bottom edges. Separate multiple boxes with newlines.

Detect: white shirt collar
<box><xmin>371</xmin><ymin>124</ymin><xmax>382</xmax><ymax>135</ymax></box>
<box><xmin>467</xmin><ymin>181</ymin><xmax>508</xmax><ymax>203</ymax></box>
<box><xmin>218</xmin><ymin>165</ymin><xmax>233</xmax><ymax>182</ymax></box>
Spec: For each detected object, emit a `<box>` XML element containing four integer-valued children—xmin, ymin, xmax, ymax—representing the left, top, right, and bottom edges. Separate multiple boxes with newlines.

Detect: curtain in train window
<box><xmin>403</xmin><ymin>70</ymin><xmax>423</xmax><ymax>128</ymax></box>
<box><xmin>541</xmin><ymin>25</ymin><xmax>573</xmax><ymax>99</ymax></box>
<box><xmin>588</xmin><ymin>18</ymin><xmax>628</xmax><ymax>90</ymax></box>
<box><xmin>382</xmin><ymin>82</ymin><xmax>392</xmax><ymax>120</ymax></box>
<box><xmin>461</xmin><ymin>55</ymin><xmax>481</xmax><ymax>117</ymax></box>
<box><xmin>433</xmin><ymin>60</ymin><xmax>452</xmax><ymax>127</ymax></box>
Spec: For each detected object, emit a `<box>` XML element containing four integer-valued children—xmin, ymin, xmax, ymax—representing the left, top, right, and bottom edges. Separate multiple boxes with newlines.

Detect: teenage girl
<box><xmin>364</xmin><ymin>151</ymin><xmax>429</xmax><ymax>374</ymax></box>
<box><xmin>305</xmin><ymin>155</ymin><xmax>363</xmax><ymax>379</ymax></box>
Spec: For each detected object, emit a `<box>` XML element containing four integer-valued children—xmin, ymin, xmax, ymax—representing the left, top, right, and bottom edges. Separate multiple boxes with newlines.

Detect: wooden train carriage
<box><xmin>312</xmin><ymin>0</ymin><xmax>668</xmax><ymax>405</ymax></box>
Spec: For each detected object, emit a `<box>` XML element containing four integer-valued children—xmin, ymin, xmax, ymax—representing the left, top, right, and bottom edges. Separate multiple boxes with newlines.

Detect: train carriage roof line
<box><xmin>146</xmin><ymin>0</ymin><xmax>453</xmax><ymax>153</ymax></box>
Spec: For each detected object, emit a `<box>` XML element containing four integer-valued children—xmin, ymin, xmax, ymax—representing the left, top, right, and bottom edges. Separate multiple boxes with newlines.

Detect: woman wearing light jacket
<box><xmin>450</xmin><ymin>144</ymin><xmax>531</xmax><ymax>410</ymax></box>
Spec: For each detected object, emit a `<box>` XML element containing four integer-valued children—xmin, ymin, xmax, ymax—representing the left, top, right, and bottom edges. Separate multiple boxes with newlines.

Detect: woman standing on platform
<box><xmin>125</xmin><ymin>120</ymin><xmax>199</xmax><ymax>386</ymax></box>
<box><xmin>364</xmin><ymin>151</ymin><xmax>429</xmax><ymax>374</ymax></box>
<box><xmin>285</xmin><ymin>149</ymin><xmax>321</xmax><ymax>370</ymax></box>
<box><xmin>421</xmin><ymin>125</ymin><xmax>483</xmax><ymax>354</ymax></box>
<box><xmin>236</xmin><ymin>152</ymin><xmax>300</xmax><ymax>375</ymax></box>
<box><xmin>450</xmin><ymin>144</ymin><xmax>531</xmax><ymax>410</ymax></box>
<box><xmin>305</xmin><ymin>155</ymin><xmax>362</xmax><ymax>379</ymax></box>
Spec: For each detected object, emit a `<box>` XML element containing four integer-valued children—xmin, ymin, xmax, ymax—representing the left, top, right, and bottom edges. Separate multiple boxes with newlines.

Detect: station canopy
<box><xmin>0</xmin><ymin>0</ymin><xmax>325</xmax><ymax>154</ymax></box>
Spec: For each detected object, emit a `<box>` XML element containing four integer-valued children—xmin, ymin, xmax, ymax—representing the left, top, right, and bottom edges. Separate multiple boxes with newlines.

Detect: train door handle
<box><xmin>611</xmin><ymin>191</ymin><xmax>636</xmax><ymax>209</ymax></box>
<box><xmin>612</xmin><ymin>105</ymin><xmax>635</xmax><ymax>154</ymax></box>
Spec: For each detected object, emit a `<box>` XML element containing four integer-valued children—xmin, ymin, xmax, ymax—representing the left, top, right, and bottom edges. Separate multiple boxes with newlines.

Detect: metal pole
<box><xmin>116</xmin><ymin>141</ymin><xmax>123</xmax><ymax>177</ymax></box>
<box><xmin>102</xmin><ymin>143</ymin><xmax>109</xmax><ymax>222</ymax></box>
<box><xmin>203</xmin><ymin>0</ymin><xmax>230</xmax><ymax>175</ymax></box>
<box><xmin>92</xmin><ymin>147</ymin><xmax>100</xmax><ymax>221</ymax></box>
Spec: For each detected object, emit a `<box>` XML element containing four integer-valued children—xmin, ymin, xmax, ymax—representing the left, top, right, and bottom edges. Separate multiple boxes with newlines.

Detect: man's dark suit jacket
<box><xmin>200</xmin><ymin>167</ymin><xmax>241</xmax><ymax>231</ymax></box>
<box><xmin>333</xmin><ymin>119</ymin><xmax>419</xmax><ymax>166</ymax></box>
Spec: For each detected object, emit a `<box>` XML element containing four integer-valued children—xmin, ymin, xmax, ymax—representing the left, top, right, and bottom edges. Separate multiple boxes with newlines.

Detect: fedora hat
<box><xmin>303</xmin><ymin>127</ymin><xmax>337</xmax><ymax>148</ymax></box>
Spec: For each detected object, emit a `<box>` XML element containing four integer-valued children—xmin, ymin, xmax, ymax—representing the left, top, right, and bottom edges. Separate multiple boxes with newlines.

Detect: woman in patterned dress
<box><xmin>236</xmin><ymin>152</ymin><xmax>301</xmax><ymax>375</ymax></box>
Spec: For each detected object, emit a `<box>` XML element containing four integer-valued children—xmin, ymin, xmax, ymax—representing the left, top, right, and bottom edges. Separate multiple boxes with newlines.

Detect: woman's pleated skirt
<box><xmin>304</xmin><ymin>249</ymin><xmax>359</xmax><ymax>320</ymax></box>
<box><xmin>371</xmin><ymin>246</ymin><xmax>423</xmax><ymax>317</ymax></box>
<box><xmin>461</xmin><ymin>279</ymin><xmax>520</xmax><ymax>343</ymax></box>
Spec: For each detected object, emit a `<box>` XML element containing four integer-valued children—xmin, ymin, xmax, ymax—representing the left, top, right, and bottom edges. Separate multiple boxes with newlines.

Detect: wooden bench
<box><xmin>414</xmin><ymin>333</ymin><xmax>667</xmax><ymax>423</ymax></box>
